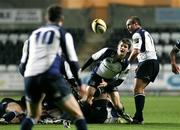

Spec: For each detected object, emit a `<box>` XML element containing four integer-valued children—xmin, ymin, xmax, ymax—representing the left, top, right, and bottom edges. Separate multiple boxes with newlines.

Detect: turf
<box><xmin>1</xmin><ymin>96</ymin><xmax>180</xmax><ymax>130</ymax></box>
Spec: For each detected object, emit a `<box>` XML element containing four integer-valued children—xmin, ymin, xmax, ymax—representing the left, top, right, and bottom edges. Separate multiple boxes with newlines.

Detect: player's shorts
<box><xmin>135</xmin><ymin>59</ymin><xmax>159</xmax><ymax>82</ymax></box>
<box><xmin>88</xmin><ymin>74</ymin><xmax>103</xmax><ymax>88</ymax></box>
<box><xmin>88</xmin><ymin>74</ymin><xmax>118</xmax><ymax>92</ymax></box>
<box><xmin>90</xmin><ymin>99</ymin><xmax>117</xmax><ymax>123</ymax></box>
<box><xmin>24</xmin><ymin>73</ymin><xmax>72</xmax><ymax>103</ymax></box>
<box><xmin>91</xmin><ymin>99</ymin><xmax>108</xmax><ymax>123</ymax></box>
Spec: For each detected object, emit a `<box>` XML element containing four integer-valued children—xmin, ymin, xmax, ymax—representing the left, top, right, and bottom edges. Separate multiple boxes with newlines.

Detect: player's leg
<box><xmin>133</xmin><ymin>60</ymin><xmax>159</xmax><ymax>124</ymax></box>
<box><xmin>110</xmin><ymin>91</ymin><xmax>123</xmax><ymax>111</ymax></box>
<box><xmin>20</xmin><ymin>94</ymin><xmax>45</xmax><ymax>130</ymax></box>
<box><xmin>85</xmin><ymin>74</ymin><xmax>102</xmax><ymax>105</ymax></box>
<box><xmin>20</xmin><ymin>76</ymin><xmax>45</xmax><ymax>130</ymax></box>
<box><xmin>56</xmin><ymin>94</ymin><xmax>88</xmax><ymax>130</ymax></box>
<box><xmin>109</xmin><ymin>91</ymin><xmax>133</xmax><ymax>123</ymax></box>
<box><xmin>86</xmin><ymin>86</ymin><xmax>96</xmax><ymax>104</ymax></box>
<box><xmin>133</xmin><ymin>78</ymin><xmax>148</xmax><ymax>124</ymax></box>
<box><xmin>51</xmin><ymin>76</ymin><xmax>88</xmax><ymax>130</ymax></box>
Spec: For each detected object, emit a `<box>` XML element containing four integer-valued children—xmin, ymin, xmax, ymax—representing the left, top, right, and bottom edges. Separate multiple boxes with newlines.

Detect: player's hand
<box><xmin>78</xmin><ymin>68</ymin><xmax>82</xmax><ymax>73</ymax></box>
<box><xmin>78</xmin><ymin>84</ymin><xmax>87</xmax><ymax>98</ymax></box>
<box><xmin>171</xmin><ymin>64</ymin><xmax>180</xmax><ymax>74</ymax></box>
<box><xmin>99</xmin><ymin>79</ymin><xmax>108</xmax><ymax>87</ymax></box>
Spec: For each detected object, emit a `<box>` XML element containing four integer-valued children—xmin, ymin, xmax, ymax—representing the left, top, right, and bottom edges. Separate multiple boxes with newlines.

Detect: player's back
<box><xmin>25</xmin><ymin>24</ymin><xmax>62</xmax><ymax>77</ymax></box>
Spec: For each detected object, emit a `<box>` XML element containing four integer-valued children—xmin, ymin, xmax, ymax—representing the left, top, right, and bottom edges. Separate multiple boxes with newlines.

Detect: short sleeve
<box><xmin>132</xmin><ymin>33</ymin><xmax>142</xmax><ymax>49</ymax></box>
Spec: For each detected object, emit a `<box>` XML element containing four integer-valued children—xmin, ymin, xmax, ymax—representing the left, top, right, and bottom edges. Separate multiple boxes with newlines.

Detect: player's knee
<box><xmin>134</xmin><ymin>86</ymin><xmax>144</xmax><ymax>93</ymax></box>
<box><xmin>71</xmin><ymin>109</ymin><xmax>85</xmax><ymax>119</ymax></box>
<box><xmin>113</xmin><ymin>103</ymin><xmax>124</xmax><ymax>111</ymax></box>
<box><xmin>86</xmin><ymin>87</ymin><xmax>96</xmax><ymax>102</ymax></box>
<box><xmin>88</xmin><ymin>86</ymin><xmax>96</xmax><ymax>95</ymax></box>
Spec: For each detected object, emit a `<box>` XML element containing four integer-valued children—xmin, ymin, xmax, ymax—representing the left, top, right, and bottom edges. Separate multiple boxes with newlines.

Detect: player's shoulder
<box><xmin>35</xmin><ymin>24</ymin><xmax>65</xmax><ymax>32</ymax></box>
<box><xmin>32</xmin><ymin>24</ymin><xmax>70</xmax><ymax>39</ymax></box>
<box><xmin>100</xmin><ymin>47</ymin><xmax>113</xmax><ymax>51</ymax></box>
<box><xmin>132</xmin><ymin>31</ymin><xmax>141</xmax><ymax>39</ymax></box>
<box><xmin>101</xmin><ymin>47</ymin><xmax>116</xmax><ymax>55</ymax></box>
<box><xmin>133</xmin><ymin>28</ymin><xmax>149</xmax><ymax>37</ymax></box>
<box><xmin>103</xmin><ymin>47</ymin><xmax>116</xmax><ymax>52</ymax></box>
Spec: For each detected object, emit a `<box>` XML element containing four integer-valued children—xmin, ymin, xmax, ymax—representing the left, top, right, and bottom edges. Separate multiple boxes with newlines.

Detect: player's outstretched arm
<box><xmin>170</xmin><ymin>47</ymin><xmax>180</xmax><ymax>74</ymax></box>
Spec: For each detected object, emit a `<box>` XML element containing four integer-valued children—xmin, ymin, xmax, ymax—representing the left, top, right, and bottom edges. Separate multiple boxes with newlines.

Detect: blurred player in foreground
<box><xmin>126</xmin><ymin>16</ymin><xmax>159</xmax><ymax>124</ymax></box>
<box><xmin>81</xmin><ymin>38</ymin><xmax>133</xmax><ymax>123</ymax></box>
<box><xmin>170</xmin><ymin>40</ymin><xmax>180</xmax><ymax>74</ymax></box>
<box><xmin>19</xmin><ymin>4</ymin><xmax>87</xmax><ymax>130</ymax></box>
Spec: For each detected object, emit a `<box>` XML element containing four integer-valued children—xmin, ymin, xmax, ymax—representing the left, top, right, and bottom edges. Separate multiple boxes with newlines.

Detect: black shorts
<box><xmin>136</xmin><ymin>59</ymin><xmax>159</xmax><ymax>82</ymax></box>
<box><xmin>88</xmin><ymin>74</ymin><xmax>118</xmax><ymax>92</ymax></box>
<box><xmin>90</xmin><ymin>99</ymin><xmax>118</xmax><ymax>123</ymax></box>
<box><xmin>90</xmin><ymin>99</ymin><xmax>109</xmax><ymax>123</ymax></box>
<box><xmin>24</xmin><ymin>73</ymin><xmax>71</xmax><ymax>103</ymax></box>
<box><xmin>88</xmin><ymin>74</ymin><xmax>102</xmax><ymax>88</ymax></box>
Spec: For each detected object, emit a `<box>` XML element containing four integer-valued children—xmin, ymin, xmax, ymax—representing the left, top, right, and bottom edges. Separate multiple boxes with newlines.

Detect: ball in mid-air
<box><xmin>91</xmin><ymin>18</ymin><xmax>107</xmax><ymax>34</ymax></box>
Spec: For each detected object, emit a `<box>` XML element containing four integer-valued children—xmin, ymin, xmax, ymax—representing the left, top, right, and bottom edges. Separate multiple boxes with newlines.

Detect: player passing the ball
<box><xmin>126</xmin><ymin>16</ymin><xmax>159</xmax><ymax>124</ymax></box>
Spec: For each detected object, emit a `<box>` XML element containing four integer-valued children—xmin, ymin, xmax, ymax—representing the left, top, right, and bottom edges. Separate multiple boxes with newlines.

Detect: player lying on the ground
<box><xmin>0</xmin><ymin>96</ymin><xmax>26</xmax><ymax>124</ymax></box>
<box><xmin>0</xmin><ymin>95</ymin><xmax>71</xmax><ymax>127</ymax></box>
<box><xmin>81</xmin><ymin>38</ymin><xmax>133</xmax><ymax>123</ymax></box>
<box><xmin>39</xmin><ymin>96</ymin><xmax>71</xmax><ymax>128</ymax></box>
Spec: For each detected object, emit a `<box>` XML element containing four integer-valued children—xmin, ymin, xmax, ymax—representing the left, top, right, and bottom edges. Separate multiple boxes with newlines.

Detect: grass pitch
<box><xmin>0</xmin><ymin>96</ymin><xmax>180</xmax><ymax>130</ymax></box>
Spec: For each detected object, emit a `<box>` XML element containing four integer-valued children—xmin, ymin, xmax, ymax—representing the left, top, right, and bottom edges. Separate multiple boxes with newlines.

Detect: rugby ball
<box><xmin>91</xmin><ymin>18</ymin><xmax>107</xmax><ymax>34</ymax></box>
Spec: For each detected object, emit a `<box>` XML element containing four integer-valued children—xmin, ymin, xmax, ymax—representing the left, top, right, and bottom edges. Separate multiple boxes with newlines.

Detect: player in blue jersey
<box><xmin>19</xmin><ymin>4</ymin><xmax>87</xmax><ymax>130</ymax></box>
<box><xmin>81</xmin><ymin>38</ymin><xmax>133</xmax><ymax>123</ymax></box>
<box><xmin>126</xmin><ymin>16</ymin><xmax>159</xmax><ymax>124</ymax></box>
<box><xmin>170</xmin><ymin>40</ymin><xmax>180</xmax><ymax>74</ymax></box>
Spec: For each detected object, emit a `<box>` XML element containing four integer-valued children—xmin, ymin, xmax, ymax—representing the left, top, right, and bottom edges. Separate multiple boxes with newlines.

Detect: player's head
<box><xmin>117</xmin><ymin>38</ymin><xmax>131</xmax><ymax>58</ymax></box>
<box><xmin>126</xmin><ymin>16</ymin><xmax>141</xmax><ymax>33</ymax></box>
<box><xmin>46</xmin><ymin>4</ymin><xmax>64</xmax><ymax>24</ymax></box>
